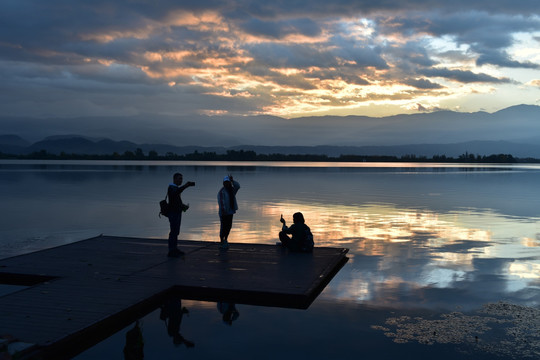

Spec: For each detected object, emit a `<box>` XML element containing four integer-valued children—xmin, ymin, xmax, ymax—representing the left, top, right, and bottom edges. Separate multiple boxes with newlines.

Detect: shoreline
<box><xmin>2</xmin><ymin>158</ymin><xmax>540</xmax><ymax>169</ymax></box>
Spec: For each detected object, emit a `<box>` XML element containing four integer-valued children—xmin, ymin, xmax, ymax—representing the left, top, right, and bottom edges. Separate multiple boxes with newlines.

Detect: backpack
<box><xmin>159</xmin><ymin>194</ymin><xmax>169</xmax><ymax>218</ymax></box>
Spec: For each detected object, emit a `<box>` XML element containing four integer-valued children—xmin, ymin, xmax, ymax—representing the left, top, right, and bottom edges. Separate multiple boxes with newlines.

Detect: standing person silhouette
<box><xmin>167</xmin><ymin>173</ymin><xmax>195</xmax><ymax>257</ymax></box>
<box><xmin>217</xmin><ymin>175</ymin><xmax>240</xmax><ymax>250</ymax></box>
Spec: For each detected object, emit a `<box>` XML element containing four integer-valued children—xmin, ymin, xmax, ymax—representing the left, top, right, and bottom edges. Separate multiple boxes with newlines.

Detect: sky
<box><xmin>1</xmin><ymin>1</ymin><xmax>540</xmax><ymax>141</ymax></box>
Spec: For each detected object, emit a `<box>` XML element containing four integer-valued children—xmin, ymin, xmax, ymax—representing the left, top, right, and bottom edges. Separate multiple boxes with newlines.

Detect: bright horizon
<box><xmin>0</xmin><ymin>1</ymin><xmax>539</xmax><ymax>122</ymax></box>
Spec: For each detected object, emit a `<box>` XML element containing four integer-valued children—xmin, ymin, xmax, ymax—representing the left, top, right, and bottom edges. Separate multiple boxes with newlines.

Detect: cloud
<box><xmin>239</xmin><ymin>17</ymin><xmax>322</xmax><ymax>39</ymax></box>
<box><xmin>420</xmin><ymin>68</ymin><xmax>512</xmax><ymax>83</ymax></box>
<box><xmin>403</xmin><ymin>78</ymin><xmax>444</xmax><ymax>89</ymax></box>
<box><xmin>477</xmin><ymin>50</ymin><xmax>540</xmax><ymax>69</ymax></box>
<box><xmin>0</xmin><ymin>0</ymin><xmax>539</xmax><ymax>120</ymax></box>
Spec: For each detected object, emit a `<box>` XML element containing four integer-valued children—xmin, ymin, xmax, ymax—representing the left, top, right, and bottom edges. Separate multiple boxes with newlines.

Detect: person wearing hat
<box><xmin>217</xmin><ymin>175</ymin><xmax>240</xmax><ymax>250</ymax></box>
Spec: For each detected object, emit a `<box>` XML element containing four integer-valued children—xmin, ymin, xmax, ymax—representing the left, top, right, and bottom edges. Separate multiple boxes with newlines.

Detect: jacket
<box><xmin>218</xmin><ymin>180</ymin><xmax>240</xmax><ymax>216</ymax></box>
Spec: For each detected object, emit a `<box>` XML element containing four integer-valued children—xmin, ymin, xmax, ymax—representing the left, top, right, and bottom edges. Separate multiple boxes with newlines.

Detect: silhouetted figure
<box><xmin>167</xmin><ymin>173</ymin><xmax>195</xmax><ymax>257</ymax></box>
<box><xmin>123</xmin><ymin>320</ymin><xmax>144</xmax><ymax>360</ymax></box>
<box><xmin>217</xmin><ymin>175</ymin><xmax>240</xmax><ymax>250</ymax></box>
<box><xmin>217</xmin><ymin>302</ymin><xmax>240</xmax><ymax>325</ymax></box>
<box><xmin>160</xmin><ymin>297</ymin><xmax>194</xmax><ymax>348</ymax></box>
<box><xmin>279</xmin><ymin>212</ymin><xmax>314</xmax><ymax>252</ymax></box>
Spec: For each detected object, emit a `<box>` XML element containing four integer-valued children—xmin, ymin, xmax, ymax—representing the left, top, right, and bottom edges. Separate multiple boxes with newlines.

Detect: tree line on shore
<box><xmin>1</xmin><ymin>148</ymin><xmax>539</xmax><ymax>163</ymax></box>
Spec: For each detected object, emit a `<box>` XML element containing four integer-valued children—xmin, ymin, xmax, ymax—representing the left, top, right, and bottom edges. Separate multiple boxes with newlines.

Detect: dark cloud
<box><xmin>383</xmin><ymin>40</ymin><xmax>436</xmax><ymax>70</ymax></box>
<box><xmin>377</xmin><ymin>11</ymin><xmax>540</xmax><ymax>70</ymax></box>
<box><xmin>239</xmin><ymin>18</ymin><xmax>322</xmax><ymax>39</ymax></box>
<box><xmin>248</xmin><ymin>41</ymin><xmax>388</xmax><ymax>70</ymax></box>
<box><xmin>333</xmin><ymin>74</ymin><xmax>371</xmax><ymax>86</ymax></box>
<box><xmin>330</xmin><ymin>36</ymin><xmax>390</xmax><ymax>69</ymax></box>
<box><xmin>477</xmin><ymin>50</ymin><xmax>540</xmax><ymax>69</ymax></box>
<box><xmin>403</xmin><ymin>78</ymin><xmax>444</xmax><ymax>89</ymax></box>
<box><xmin>247</xmin><ymin>43</ymin><xmax>336</xmax><ymax>68</ymax></box>
<box><xmin>420</xmin><ymin>68</ymin><xmax>512</xmax><ymax>83</ymax></box>
<box><xmin>233</xmin><ymin>0</ymin><xmax>539</xmax><ymax>18</ymax></box>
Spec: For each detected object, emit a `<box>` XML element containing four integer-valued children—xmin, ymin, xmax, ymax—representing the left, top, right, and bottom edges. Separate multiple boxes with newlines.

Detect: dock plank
<box><xmin>0</xmin><ymin>235</ymin><xmax>348</xmax><ymax>359</ymax></box>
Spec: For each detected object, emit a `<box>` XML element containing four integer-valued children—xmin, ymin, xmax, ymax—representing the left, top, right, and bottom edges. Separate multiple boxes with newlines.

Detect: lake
<box><xmin>1</xmin><ymin>160</ymin><xmax>539</xmax><ymax>359</ymax></box>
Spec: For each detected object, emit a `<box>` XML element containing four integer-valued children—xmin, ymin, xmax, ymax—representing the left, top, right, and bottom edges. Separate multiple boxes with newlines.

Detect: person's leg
<box><xmin>220</xmin><ymin>215</ymin><xmax>233</xmax><ymax>248</ymax></box>
<box><xmin>279</xmin><ymin>231</ymin><xmax>292</xmax><ymax>248</ymax></box>
<box><xmin>219</xmin><ymin>215</ymin><xmax>225</xmax><ymax>241</ymax></box>
<box><xmin>224</xmin><ymin>215</ymin><xmax>233</xmax><ymax>241</ymax></box>
<box><xmin>168</xmin><ymin>212</ymin><xmax>183</xmax><ymax>256</ymax></box>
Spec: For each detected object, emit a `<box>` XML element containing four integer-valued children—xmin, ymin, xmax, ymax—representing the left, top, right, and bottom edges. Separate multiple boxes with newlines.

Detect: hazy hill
<box><xmin>0</xmin><ymin>105</ymin><xmax>539</xmax><ymax>148</ymax></box>
<box><xmin>27</xmin><ymin>137</ymin><xmax>140</xmax><ymax>155</ymax></box>
<box><xmin>2</xmin><ymin>135</ymin><xmax>540</xmax><ymax>158</ymax></box>
<box><xmin>1</xmin><ymin>105</ymin><xmax>540</xmax><ymax>157</ymax></box>
<box><xmin>0</xmin><ymin>134</ymin><xmax>30</xmax><ymax>146</ymax></box>
<box><xmin>0</xmin><ymin>134</ymin><xmax>31</xmax><ymax>154</ymax></box>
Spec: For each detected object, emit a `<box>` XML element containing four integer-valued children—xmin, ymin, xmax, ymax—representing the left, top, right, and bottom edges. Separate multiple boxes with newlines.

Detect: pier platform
<box><xmin>0</xmin><ymin>235</ymin><xmax>348</xmax><ymax>359</ymax></box>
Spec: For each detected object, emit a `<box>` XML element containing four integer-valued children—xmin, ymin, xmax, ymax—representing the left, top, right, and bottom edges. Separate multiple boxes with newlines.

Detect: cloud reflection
<box><xmin>184</xmin><ymin>199</ymin><xmax>540</xmax><ymax>310</ymax></box>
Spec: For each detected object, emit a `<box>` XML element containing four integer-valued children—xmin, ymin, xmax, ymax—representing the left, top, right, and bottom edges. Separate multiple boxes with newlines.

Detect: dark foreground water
<box><xmin>1</xmin><ymin>160</ymin><xmax>539</xmax><ymax>359</ymax></box>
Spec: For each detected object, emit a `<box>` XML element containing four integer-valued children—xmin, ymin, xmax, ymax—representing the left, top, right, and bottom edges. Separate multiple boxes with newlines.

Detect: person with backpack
<box><xmin>167</xmin><ymin>173</ymin><xmax>195</xmax><ymax>257</ymax></box>
<box><xmin>278</xmin><ymin>212</ymin><xmax>314</xmax><ymax>252</ymax></box>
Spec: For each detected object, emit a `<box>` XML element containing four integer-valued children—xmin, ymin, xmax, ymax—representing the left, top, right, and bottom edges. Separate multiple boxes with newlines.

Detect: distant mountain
<box><xmin>2</xmin><ymin>135</ymin><xmax>540</xmax><ymax>158</ymax></box>
<box><xmin>1</xmin><ymin>105</ymin><xmax>539</xmax><ymax>148</ymax></box>
<box><xmin>0</xmin><ymin>135</ymin><xmax>228</xmax><ymax>156</ymax></box>
<box><xmin>27</xmin><ymin>137</ymin><xmax>113</xmax><ymax>155</ymax></box>
<box><xmin>0</xmin><ymin>134</ymin><xmax>30</xmax><ymax>147</ymax></box>
<box><xmin>0</xmin><ymin>134</ymin><xmax>31</xmax><ymax>154</ymax></box>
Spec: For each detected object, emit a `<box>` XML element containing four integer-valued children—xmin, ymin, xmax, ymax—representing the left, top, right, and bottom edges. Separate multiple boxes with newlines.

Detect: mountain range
<box><xmin>2</xmin><ymin>135</ymin><xmax>540</xmax><ymax>158</ymax></box>
<box><xmin>1</xmin><ymin>104</ymin><xmax>540</xmax><ymax>157</ymax></box>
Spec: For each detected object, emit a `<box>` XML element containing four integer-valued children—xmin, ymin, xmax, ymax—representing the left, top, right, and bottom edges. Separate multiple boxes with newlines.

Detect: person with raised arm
<box><xmin>217</xmin><ymin>175</ymin><xmax>240</xmax><ymax>250</ymax></box>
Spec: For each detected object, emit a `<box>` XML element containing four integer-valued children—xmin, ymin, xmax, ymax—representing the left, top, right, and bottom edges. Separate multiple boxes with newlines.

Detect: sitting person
<box><xmin>279</xmin><ymin>212</ymin><xmax>314</xmax><ymax>253</ymax></box>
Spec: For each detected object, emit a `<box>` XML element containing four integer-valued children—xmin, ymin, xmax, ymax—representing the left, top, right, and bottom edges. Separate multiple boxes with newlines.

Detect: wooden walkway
<box><xmin>0</xmin><ymin>235</ymin><xmax>348</xmax><ymax>359</ymax></box>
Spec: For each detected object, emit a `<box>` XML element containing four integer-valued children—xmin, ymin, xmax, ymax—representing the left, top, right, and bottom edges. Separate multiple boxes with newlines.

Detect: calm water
<box><xmin>1</xmin><ymin>160</ymin><xmax>540</xmax><ymax>359</ymax></box>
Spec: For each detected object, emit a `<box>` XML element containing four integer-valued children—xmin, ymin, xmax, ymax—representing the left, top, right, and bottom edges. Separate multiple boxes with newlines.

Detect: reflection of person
<box><xmin>217</xmin><ymin>302</ymin><xmax>240</xmax><ymax>325</ymax></box>
<box><xmin>123</xmin><ymin>320</ymin><xmax>144</xmax><ymax>360</ymax></box>
<box><xmin>160</xmin><ymin>297</ymin><xmax>194</xmax><ymax>348</ymax></box>
<box><xmin>217</xmin><ymin>175</ymin><xmax>240</xmax><ymax>250</ymax></box>
<box><xmin>167</xmin><ymin>173</ymin><xmax>195</xmax><ymax>257</ymax></box>
<box><xmin>279</xmin><ymin>212</ymin><xmax>314</xmax><ymax>252</ymax></box>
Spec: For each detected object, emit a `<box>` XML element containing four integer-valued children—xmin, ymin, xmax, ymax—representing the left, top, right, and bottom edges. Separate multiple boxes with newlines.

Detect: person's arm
<box><xmin>218</xmin><ymin>189</ymin><xmax>225</xmax><ymax>212</ymax></box>
<box><xmin>281</xmin><ymin>221</ymin><xmax>292</xmax><ymax>233</ymax></box>
<box><xmin>178</xmin><ymin>181</ymin><xmax>195</xmax><ymax>192</ymax></box>
<box><xmin>231</xmin><ymin>180</ymin><xmax>240</xmax><ymax>194</ymax></box>
<box><xmin>280</xmin><ymin>214</ymin><xmax>288</xmax><ymax>231</ymax></box>
<box><xmin>227</xmin><ymin>175</ymin><xmax>240</xmax><ymax>192</ymax></box>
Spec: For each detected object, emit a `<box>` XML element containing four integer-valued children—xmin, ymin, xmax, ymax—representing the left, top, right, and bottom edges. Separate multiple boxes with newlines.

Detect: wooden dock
<box><xmin>0</xmin><ymin>235</ymin><xmax>348</xmax><ymax>359</ymax></box>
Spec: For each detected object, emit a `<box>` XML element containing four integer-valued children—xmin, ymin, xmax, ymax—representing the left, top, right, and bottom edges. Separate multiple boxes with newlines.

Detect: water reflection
<box><xmin>3</xmin><ymin>161</ymin><xmax>540</xmax><ymax>359</ymax></box>
<box><xmin>159</xmin><ymin>296</ymin><xmax>194</xmax><ymax>348</ymax></box>
<box><xmin>79</xmin><ymin>295</ymin><xmax>537</xmax><ymax>360</ymax></box>
<box><xmin>2</xmin><ymin>162</ymin><xmax>540</xmax><ymax>310</ymax></box>
<box><xmin>217</xmin><ymin>302</ymin><xmax>240</xmax><ymax>325</ymax></box>
<box><xmin>121</xmin><ymin>300</ymin><xmax>193</xmax><ymax>360</ymax></box>
<box><xmin>119</xmin><ymin>297</ymin><xmax>240</xmax><ymax>360</ymax></box>
<box><xmin>123</xmin><ymin>321</ymin><xmax>144</xmax><ymax>360</ymax></box>
<box><xmin>186</xmin><ymin>198</ymin><xmax>540</xmax><ymax>309</ymax></box>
